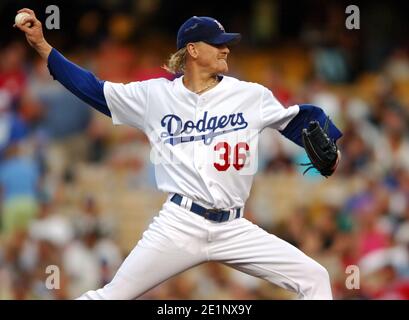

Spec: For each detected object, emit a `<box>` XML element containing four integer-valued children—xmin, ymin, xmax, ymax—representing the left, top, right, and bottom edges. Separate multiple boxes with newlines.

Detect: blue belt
<box><xmin>170</xmin><ymin>194</ymin><xmax>242</xmax><ymax>223</ymax></box>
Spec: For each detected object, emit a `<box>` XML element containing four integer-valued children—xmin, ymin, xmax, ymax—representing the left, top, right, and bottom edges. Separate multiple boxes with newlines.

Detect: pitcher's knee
<box><xmin>299</xmin><ymin>260</ymin><xmax>332</xmax><ymax>299</ymax></box>
<box><xmin>308</xmin><ymin>261</ymin><xmax>330</xmax><ymax>283</ymax></box>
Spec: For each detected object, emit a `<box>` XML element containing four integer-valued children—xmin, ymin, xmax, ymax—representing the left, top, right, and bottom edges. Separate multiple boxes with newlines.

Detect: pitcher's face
<box><xmin>191</xmin><ymin>41</ymin><xmax>230</xmax><ymax>74</ymax></box>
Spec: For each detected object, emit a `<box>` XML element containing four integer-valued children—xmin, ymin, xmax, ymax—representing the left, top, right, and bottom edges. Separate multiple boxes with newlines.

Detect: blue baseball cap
<box><xmin>177</xmin><ymin>16</ymin><xmax>241</xmax><ymax>50</ymax></box>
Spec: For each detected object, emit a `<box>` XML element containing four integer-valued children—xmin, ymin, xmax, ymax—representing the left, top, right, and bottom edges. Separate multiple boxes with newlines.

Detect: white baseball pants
<box><xmin>77</xmin><ymin>198</ymin><xmax>332</xmax><ymax>300</ymax></box>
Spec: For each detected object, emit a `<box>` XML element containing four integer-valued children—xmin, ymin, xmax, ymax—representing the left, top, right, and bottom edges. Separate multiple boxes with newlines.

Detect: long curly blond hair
<box><xmin>163</xmin><ymin>47</ymin><xmax>187</xmax><ymax>74</ymax></box>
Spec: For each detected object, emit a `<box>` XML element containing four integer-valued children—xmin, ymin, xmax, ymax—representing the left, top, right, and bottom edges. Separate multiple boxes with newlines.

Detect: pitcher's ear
<box><xmin>186</xmin><ymin>43</ymin><xmax>199</xmax><ymax>59</ymax></box>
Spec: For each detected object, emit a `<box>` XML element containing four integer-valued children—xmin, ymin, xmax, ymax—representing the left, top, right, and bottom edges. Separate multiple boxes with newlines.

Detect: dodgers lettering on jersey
<box><xmin>160</xmin><ymin>111</ymin><xmax>248</xmax><ymax>145</ymax></box>
<box><xmin>103</xmin><ymin>75</ymin><xmax>299</xmax><ymax>209</ymax></box>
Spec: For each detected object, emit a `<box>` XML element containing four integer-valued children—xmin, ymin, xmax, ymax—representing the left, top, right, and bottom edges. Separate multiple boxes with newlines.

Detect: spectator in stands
<box><xmin>0</xmin><ymin>141</ymin><xmax>40</xmax><ymax>235</ymax></box>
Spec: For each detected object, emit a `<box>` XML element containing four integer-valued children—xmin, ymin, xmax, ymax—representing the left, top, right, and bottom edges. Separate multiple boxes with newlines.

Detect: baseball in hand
<box><xmin>15</xmin><ymin>12</ymin><xmax>31</xmax><ymax>26</ymax></box>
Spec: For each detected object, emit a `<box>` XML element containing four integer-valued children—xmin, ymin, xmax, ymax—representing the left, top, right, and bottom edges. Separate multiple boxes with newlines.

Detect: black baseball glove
<box><xmin>301</xmin><ymin>117</ymin><xmax>339</xmax><ymax>177</ymax></box>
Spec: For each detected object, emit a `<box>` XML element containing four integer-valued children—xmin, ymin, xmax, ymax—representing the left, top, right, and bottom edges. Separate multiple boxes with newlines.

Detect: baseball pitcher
<box><xmin>16</xmin><ymin>9</ymin><xmax>342</xmax><ymax>299</ymax></box>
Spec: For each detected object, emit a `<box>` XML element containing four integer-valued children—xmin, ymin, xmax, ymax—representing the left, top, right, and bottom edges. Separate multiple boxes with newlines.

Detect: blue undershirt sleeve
<box><xmin>279</xmin><ymin>104</ymin><xmax>343</xmax><ymax>147</ymax></box>
<box><xmin>47</xmin><ymin>48</ymin><xmax>111</xmax><ymax>117</ymax></box>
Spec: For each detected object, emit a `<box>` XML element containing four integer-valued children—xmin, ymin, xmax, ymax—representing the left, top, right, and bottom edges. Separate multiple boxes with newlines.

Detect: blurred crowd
<box><xmin>1</xmin><ymin>1</ymin><xmax>409</xmax><ymax>300</ymax></box>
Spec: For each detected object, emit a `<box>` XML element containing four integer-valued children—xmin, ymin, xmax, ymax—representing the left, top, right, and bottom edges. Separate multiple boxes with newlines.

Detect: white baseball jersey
<box><xmin>103</xmin><ymin>75</ymin><xmax>299</xmax><ymax>209</ymax></box>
